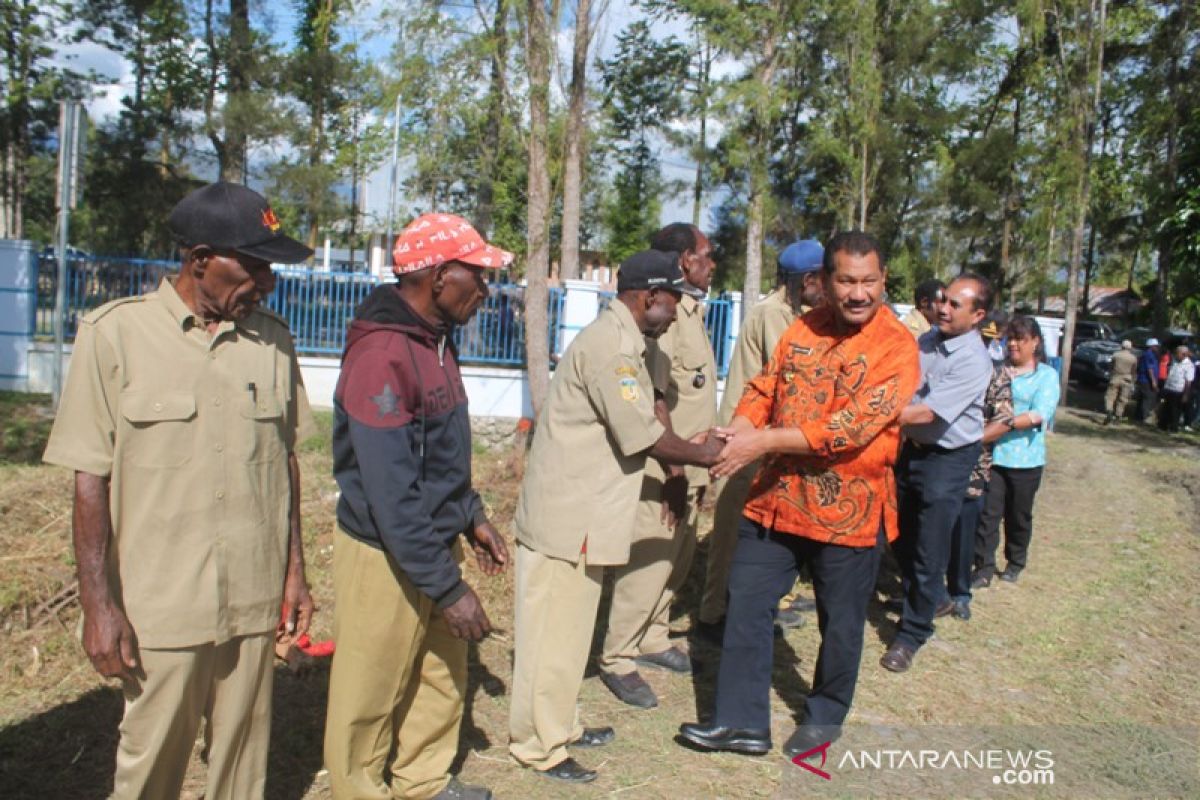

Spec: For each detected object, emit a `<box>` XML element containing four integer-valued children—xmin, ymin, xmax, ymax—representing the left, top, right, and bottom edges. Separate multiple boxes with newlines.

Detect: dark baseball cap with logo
<box><xmin>168</xmin><ymin>181</ymin><xmax>314</xmax><ymax>264</ymax></box>
<box><xmin>617</xmin><ymin>249</ymin><xmax>700</xmax><ymax>296</ymax></box>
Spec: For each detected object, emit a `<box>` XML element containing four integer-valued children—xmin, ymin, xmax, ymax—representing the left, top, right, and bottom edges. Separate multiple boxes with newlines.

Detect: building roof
<box><xmin>1042</xmin><ymin>287</ymin><xmax>1142</xmax><ymax>316</ymax></box>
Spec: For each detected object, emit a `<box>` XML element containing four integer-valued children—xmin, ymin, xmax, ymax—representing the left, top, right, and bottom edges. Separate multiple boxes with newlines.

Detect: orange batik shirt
<box><xmin>734</xmin><ymin>304</ymin><xmax>921</xmax><ymax>548</ymax></box>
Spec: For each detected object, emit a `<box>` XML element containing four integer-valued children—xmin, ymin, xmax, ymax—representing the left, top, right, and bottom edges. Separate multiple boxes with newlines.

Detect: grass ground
<box><xmin>1</xmin><ymin>389</ymin><xmax>1198</xmax><ymax>798</ymax></box>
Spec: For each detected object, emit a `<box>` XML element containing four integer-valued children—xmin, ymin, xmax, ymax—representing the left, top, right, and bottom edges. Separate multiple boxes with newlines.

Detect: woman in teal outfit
<box><xmin>972</xmin><ymin>316</ymin><xmax>1061</xmax><ymax>587</ymax></box>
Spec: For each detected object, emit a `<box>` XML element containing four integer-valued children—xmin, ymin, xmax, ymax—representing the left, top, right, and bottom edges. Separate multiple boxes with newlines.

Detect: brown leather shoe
<box><xmin>934</xmin><ymin>598</ymin><xmax>956</xmax><ymax>618</ymax></box>
<box><xmin>880</xmin><ymin>642</ymin><xmax>917</xmax><ymax>673</ymax></box>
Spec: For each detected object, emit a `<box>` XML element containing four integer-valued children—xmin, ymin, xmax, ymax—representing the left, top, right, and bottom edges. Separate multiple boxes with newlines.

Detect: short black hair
<box><xmin>954</xmin><ymin>271</ymin><xmax>994</xmax><ymax>312</ymax></box>
<box><xmin>822</xmin><ymin>230</ymin><xmax>883</xmax><ymax>274</ymax></box>
<box><xmin>651</xmin><ymin>223</ymin><xmax>698</xmax><ymax>255</ymax></box>
<box><xmin>914</xmin><ymin>278</ymin><xmax>945</xmax><ymax>306</ymax></box>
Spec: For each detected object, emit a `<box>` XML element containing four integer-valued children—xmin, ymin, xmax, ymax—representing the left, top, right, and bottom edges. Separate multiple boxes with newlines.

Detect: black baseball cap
<box><xmin>617</xmin><ymin>249</ymin><xmax>699</xmax><ymax>296</ymax></box>
<box><xmin>168</xmin><ymin>182</ymin><xmax>314</xmax><ymax>264</ymax></box>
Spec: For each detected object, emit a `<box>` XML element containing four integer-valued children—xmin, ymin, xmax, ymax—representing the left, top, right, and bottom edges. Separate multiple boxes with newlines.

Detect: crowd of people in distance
<box><xmin>1105</xmin><ymin>335</ymin><xmax>1197</xmax><ymax>432</ymax></box>
<box><xmin>47</xmin><ymin>183</ymin><xmax>1074</xmax><ymax>800</ymax></box>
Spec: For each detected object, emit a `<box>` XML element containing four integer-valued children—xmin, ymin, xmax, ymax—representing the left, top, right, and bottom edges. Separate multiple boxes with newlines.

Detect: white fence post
<box><xmin>0</xmin><ymin>240</ymin><xmax>36</xmax><ymax>392</ymax></box>
<box><xmin>558</xmin><ymin>279</ymin><xmax>603</xmax><ymax>357</ymax></box>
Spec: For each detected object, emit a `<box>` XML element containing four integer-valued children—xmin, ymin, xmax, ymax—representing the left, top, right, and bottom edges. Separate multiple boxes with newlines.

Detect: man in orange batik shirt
<box><xmin>679</xmin><ymin>231</ymin><xmax>920</xmax><ymax>761</ymax></box>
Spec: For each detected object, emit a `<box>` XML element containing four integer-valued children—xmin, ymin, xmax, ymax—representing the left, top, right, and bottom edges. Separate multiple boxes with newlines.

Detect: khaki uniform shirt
<box><xmin>649</xmin><ymin>293</ymin><xmax>717</xmax><ymax>485</ymax></box>
<box><xmin>901</xmin><ymin>306</ymin><xmax>932</xmax><ymax>339</ymax></box>
<box><xmin>1109</xmin><ymin>348</ymin><xmax>1138</xmax><ymax>386</ymax></box>
<box><xmin>719</xmin><ymin>287</ymin><xmax>797</xmax><ymax>425</ymax></box>
<box><xmin>43</xmin><ymin>277</ymin><xmax>315</xmax><ymax>648</ymax></box>
<box><xmin>515</xmin><ymin>300</ymin><xmax>666</xmax><ymax>566</ymax></box>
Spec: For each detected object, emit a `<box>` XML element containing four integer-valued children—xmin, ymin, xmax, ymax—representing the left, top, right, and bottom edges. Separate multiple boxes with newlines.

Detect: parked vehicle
<box><xmin>1070</xmin><ymin>339</ymin><xmax>1123</xmax><ymax>386</ymax></box>
<box><xmin>1071</xmin><ymin>320</ymin><xmax>1115</xmax><ymax>351</ymax></box>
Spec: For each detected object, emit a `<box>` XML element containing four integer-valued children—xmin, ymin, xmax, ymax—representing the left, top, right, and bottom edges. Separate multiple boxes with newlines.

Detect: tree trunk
<box><xmin>998</xmin><ymin>92</ymin><xmax>1023</xmax><ymax>299</ymax></box>
<box><xmin>475</xmin><ymin>0</ymin><xmax>509</xmax><ymax>236</ymax></box>
<box><xmin>1058</xmin><ymin>0</ymin><xmax>1106</xmax><ymax>403</ymax></box>
<box><xmin>691</xmin><ymin>38</ymin><xmax>711</xmax><ymax>227</ymax></box>
<box><xmin>559</xmin><ymin>0</ymin><xmax>592</xmax><ymax>282</ymax></box>
<box><xmin>524</xmin><ymin>0</ymin><xmax>553</xmax><ymax>418</ymax></box>
<box><xmin>223</xmin><ymin>0</ymin><xmax>251</xmax><ymax>182</ymax></box>
<box><xmin>741</xmin><ymin>16</ymin><xmax>779</xmax><ymax>317</ymax></box>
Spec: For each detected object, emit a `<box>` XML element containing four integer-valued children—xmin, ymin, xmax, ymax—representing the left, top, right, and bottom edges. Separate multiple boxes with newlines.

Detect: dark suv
<box><xmin>1072</xmin><ymin>320</ymin><xmax>1115</xmax><ymax>351</ymax></box>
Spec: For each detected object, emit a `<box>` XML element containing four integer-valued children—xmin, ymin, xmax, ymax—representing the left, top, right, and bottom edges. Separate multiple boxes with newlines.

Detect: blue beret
<box><xmin>777</xmin><ymin>240</ymin><xmax>824</xmax><ymax>275</ymax></box>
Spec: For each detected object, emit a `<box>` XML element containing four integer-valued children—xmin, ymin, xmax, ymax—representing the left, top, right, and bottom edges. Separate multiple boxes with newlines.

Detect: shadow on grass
<box><xmin>0</xmin><ymin>686</ymin><xmax>122</xmax><ymax>799</ymax></box>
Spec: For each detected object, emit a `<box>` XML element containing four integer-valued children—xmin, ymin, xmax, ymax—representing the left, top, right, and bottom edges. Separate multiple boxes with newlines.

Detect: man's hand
<box><xmin>442</xmin><ymin>586</ymin><xmax>492</xmax><ymax>641</ymax></box>
<box><xmin>710</xmin><ymin>426</ymin><xmax>767</xmax><ymax>479</ymax></box>
<box><xmin>660</xmin><ymin>474</ymin><xmax>689</xmax><ymax>527</ymax></box>
<box><xmin>82</xmin><ymin>602</ymin><xmax>139</xmax><ymax>680</ymax></box>
<box><xmin>279</xmin><ymin>570</ymin><xmax>315</xmax><ymax>639</ymax></box>
<box><xmin>469</xmin><ymin>522</ymin><xmax>509</xmax><ymax>577</ymax></box>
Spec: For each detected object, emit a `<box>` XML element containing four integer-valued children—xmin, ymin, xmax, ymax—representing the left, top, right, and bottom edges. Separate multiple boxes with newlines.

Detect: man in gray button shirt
<box><xmin>882</xmin><ymin>273</ymin><xmax>995</xmax><ymax>673</ymax></box>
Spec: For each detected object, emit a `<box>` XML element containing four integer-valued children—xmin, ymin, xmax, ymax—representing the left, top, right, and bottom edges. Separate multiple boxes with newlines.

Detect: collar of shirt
<box><xmin>933</xmin><ymin>327</ymin><xmax>983</xmax><ymax>355</ymax></box>
<box><xmin>158</xmin><ymin>276</ymin><xmax>240</xmax><ymax>338</ymax></box>
<box><xmin>609</xmin><ymin>297</ymin><xmax>648</xmax><ymax>359</ymax></box>
<box><xmin>678</xmin><ymin>292</ymin><xmax>703</xmax><ymax>318</ymax></box>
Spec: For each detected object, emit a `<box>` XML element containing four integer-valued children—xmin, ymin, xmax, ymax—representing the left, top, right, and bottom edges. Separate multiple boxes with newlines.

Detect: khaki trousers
<box><xmin>600</xmin><ymin>478</ymin><xmax>700</xmax><ymax>675</ymax></box>
<box><xmin>1105</xmin><ymin>378</ymin><xmax>1134</xmax><ymax>418</ymax></box>
<box><xmin>508</xmin><ymin>544</ymin><xmax>603</xmax><ymax>770</ymax></box>
<box><xmin>324</xmin><ymin>533</ymin><xmax>466</xmax><ymax>800</ymax></box>
<box><xmin>700</xmin><ymin>462</ymin><xmax>757</xmax><ymax>624</ymax></box>
<box><xmin>112</xmin><ymin>633</ymin><xmax>274</xmax><ymax>800</ymax></box>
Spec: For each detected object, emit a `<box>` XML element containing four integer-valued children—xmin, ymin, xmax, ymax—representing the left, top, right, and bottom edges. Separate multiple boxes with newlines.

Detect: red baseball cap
<box><xmin>392</xmin><ymin>213</ymin><xmax>515</xmax><ymax>274</ymax></box>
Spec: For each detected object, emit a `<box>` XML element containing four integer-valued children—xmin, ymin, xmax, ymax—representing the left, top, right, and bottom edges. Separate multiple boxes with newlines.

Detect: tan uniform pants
<box><xmin>324</xmin><ymin>533</ymin><xmax>467</xmax><ymax>800</ymax></box>
<box><xmin>1105</xmin><ymin>378</ymin><xmax>1134</xmax><ymax>418</ymax></box>
<box><xmin>600</xmin><ymin>478</ymin><xmax>700</xmax><ymax>675</ymax></box>
<box><xmin>508</xmin><ymin>544</ymin><xmax>603</xmax><ymax>770</ymax></box>
<box><xmin>701</xmin><ymin>462</ymin><xmax>803</xmax><ymax>625</ymax></box>
<box><xmin>112</xmin><ymin>633</ymin><xmax>274</xmax><ymax>800</ymax></box>
<box><xmin>700</xmin><ymin>462</ymin><xmax>757</xmax><ymax>624</ymax></box>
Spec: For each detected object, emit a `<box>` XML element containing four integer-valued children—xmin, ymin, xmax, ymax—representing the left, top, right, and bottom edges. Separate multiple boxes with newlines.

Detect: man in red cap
<box><xmin>324</xmin><ymin>214</ymin><xmax>511</xmax><ymax>800</ymax></box>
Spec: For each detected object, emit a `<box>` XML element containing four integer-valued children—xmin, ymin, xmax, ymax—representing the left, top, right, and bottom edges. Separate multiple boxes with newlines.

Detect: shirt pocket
<box><xmin>119</xmin><ymin>391</ymin><xmax>197</xmax><ymax>468</ymax></box>
<box><xmin>239</xmin><ymin>388</ymin><xmax>287</xmax><ymax>464</ymax></box>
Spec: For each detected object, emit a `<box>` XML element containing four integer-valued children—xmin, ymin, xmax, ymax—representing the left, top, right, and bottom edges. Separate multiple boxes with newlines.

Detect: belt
<box><xmin>906</xmin><ymin>439</ymin><xmax>978</xmax><ymax>455</ymax></box>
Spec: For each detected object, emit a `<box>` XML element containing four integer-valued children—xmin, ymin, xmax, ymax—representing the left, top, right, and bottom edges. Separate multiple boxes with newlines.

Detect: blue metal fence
<box><xmin>34</xmin><ymin>256</ymin><xmax>572</xmax><ymax>369</ymax></box>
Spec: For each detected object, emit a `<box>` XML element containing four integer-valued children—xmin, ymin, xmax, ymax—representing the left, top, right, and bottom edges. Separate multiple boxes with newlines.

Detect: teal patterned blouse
<box><xmin>992</xmin><ymin>362</ymin><xmax>1060</xmax><ymax>469</ymax></box>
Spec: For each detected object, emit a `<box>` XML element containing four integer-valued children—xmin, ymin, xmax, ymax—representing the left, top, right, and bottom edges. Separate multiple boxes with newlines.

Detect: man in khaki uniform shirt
<box><xmin>900</xmin><ymin>278</ymin><xmax>945</xmax><ymax>338</ymax></box>
<box><xmin>509</xmin><ymin>251</ymin><xmax>723</xmax><ymax>784</ymax></box>
<box><xmin>697</xmin><ymin>240</ymin><xmax>826</xmax><ymax>639</ymax></box>
<box><xmin>600</xmin><ymin>224</ymin><xmax>716</xmax><ymax>709</ymax></box>
<box><xmin>43</xmin><ymin>183</ymin><xmax>315</xmax><ymax>800</ymax></box>
<box><xmin>1104</xmin><ymin>340</ymin><xmax>1138</xmax><ymax>425</ymax></box>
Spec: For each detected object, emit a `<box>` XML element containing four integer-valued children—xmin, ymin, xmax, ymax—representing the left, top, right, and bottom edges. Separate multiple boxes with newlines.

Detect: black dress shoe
<box><xmin>573</xmin><ymin>726</ymin><xmax>615</xmax><ymax>748</ymax></box>
<box><xmin>635</xmin><ymin>646</ymin><xmax>692</xmax><ymax>674</ymax></box>
<box><xmin>970</xmin><ymin>571</ymin><xmax>992</xmax><ymax>590</ymax></box>
<box><xmin>952</xmin><ymin>600</ymin><xmax>972</xmax><ymax>621</ymax></box>
<box><xmin>782</xmin><ymin>724</ymin><xmax>842</xmax><ymax>759</ymax></box>
<box><xmin>775</xmin><ymin>607</ymin><xmax>807</xmax><ymax>631</ymax></box>
<box><xmin>880</xmin><ymin>642</ymin><xmax>917</xmax><ymax>673</ymax></box>
<box><xmin>432</xmin><ymin>777</ymin><xmax>493</xmax><ymax>799</ymax></box>
<box><xmin>539</xmin><ymin>757</ymin><xmax>597</xmax><ymax>783</ymax></box>
<box><xmin>999</xmin><ymin>566</ymin><xmax>1022</xmax><ymax>583</ymax></box>
<box><xmin>934</xmin><ymin>598</ymin><xmax>956</xmax><ymax>618</ymax></box>
<box><xmin>678</xmin><ymin>722</ymin><xmax>771</xmax><ymax>755</ymax></box>
<box><xmin>600</xmin><ymin>670</ymin><xmax>658</xmax><ymax>708</ymax></box>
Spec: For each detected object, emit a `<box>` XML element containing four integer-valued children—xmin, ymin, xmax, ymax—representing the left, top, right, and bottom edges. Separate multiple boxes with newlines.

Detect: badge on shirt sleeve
<box><xmin>619</xmin><ymin>376</ymin><xmax>640</xmax><ymax>402</ymax></box>
<box><xmin>614</xmin><ymin>365</ymin><xmax>638</xmax><ymax>377</ymax></box>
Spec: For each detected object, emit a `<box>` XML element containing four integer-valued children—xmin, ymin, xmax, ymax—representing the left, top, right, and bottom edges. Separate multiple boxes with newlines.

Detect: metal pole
<box><xmin>52</xmin><ymin>102</ymin><xmax>78</xmax><ymax>409</ymax></box>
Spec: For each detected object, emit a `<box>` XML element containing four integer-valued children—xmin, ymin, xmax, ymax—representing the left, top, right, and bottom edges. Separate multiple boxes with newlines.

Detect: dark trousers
<box><xmin>713</xmin><ymin>516</ymin><xmax>883</xmax><ymax>731</ymax></box>
<box><xmin>1159</xmin><ymin>390</ymin><xmax>1186</xmax><ymax>432</ymax></box>
<box><xmin>946</xmin><ymin>495</ymin><xmax>984</xmax><ymax>603</ymax></box>
<box><xmin>1137</xmin><ymin>384</ymin><xmax>1158</xmax><ymax>423</ymax></box>
<box><xmin>894</xmin><ymin>441</ymin><xmax>980</xmax><ymax>650</ymax></box>
<box><xmin>974</xmin><ymin>465</ymin><xmax>1044</xmax><ymax>578</ymax></box>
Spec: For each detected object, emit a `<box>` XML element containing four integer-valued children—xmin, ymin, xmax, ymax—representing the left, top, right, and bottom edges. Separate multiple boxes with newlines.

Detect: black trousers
<box><xmin>713</xmin><ymin>516</ymin><xmax>884</xmax><ymax>731</ymax></box>
<box><xmin>946</xmin><ymin>495</ymin><xmax>984</xmax><ymax>603</ymax></box>
<box><xmin>1159</xmin><ymin>390</ymin><xmax>1186</xmax><ymax>432</ymax></box>
<box><xmin>974</xmin><ymin>465</ymin><xmax>1044</xmax><ymax>578</ymax></box>
<box><xmin>894</xmin><ymin>441</ymin><xmax>980</xmax><ymax>650</ymax></box>
<box><xmin>1137</xmin><ymin>384</ymin><xmax>1158</xmax><ymax>423</ymax></box>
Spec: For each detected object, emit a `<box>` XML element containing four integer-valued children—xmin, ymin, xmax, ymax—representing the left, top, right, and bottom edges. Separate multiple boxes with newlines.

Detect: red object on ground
<box><xmin>294</xmin><ymin>634</ymin><xmax>335</xmax><ymax>658</ymax></box>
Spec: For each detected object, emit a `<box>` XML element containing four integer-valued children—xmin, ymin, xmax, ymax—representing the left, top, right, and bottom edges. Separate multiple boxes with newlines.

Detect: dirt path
<box><xmin>1</xmin><ymin>409</ymin><xmax>1198</xmax><ymax>798</ymax></box>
